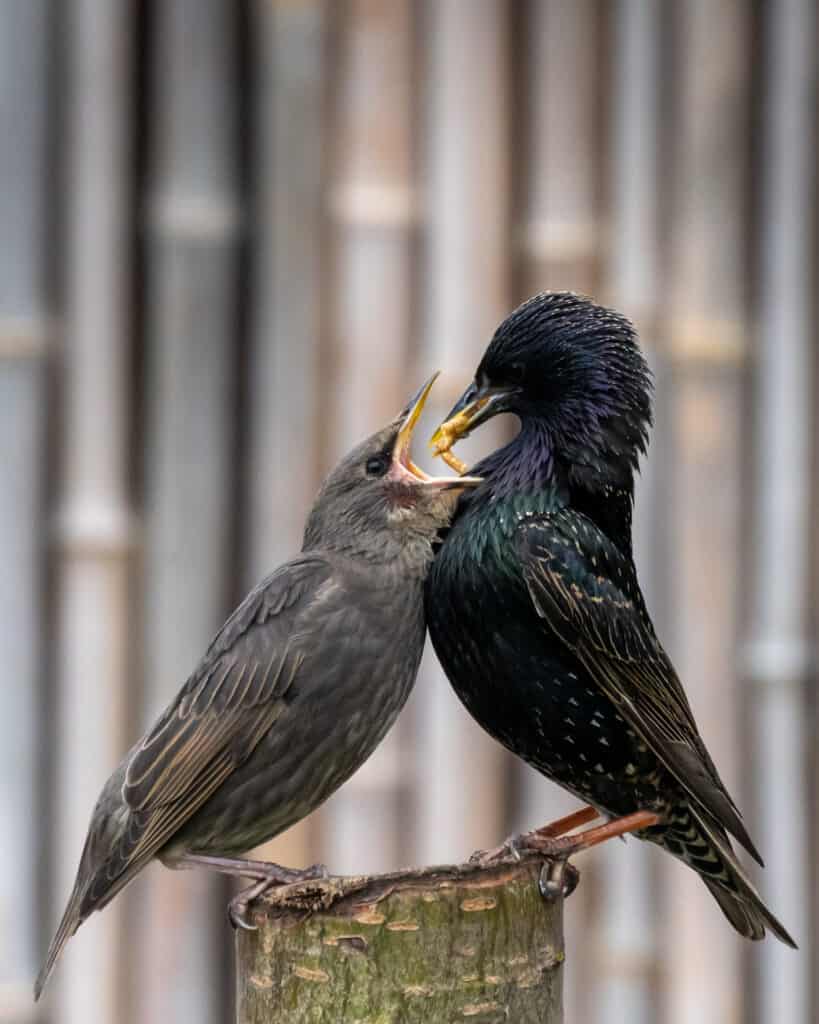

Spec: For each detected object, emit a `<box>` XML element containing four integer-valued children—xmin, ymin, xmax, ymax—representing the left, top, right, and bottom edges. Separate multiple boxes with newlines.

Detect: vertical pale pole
<box><xmin>319</xmin><ymin>0</ymin><xmax>416</xmax><ymax>875</ymax></box>
<box><xmin>665</xmin><ymin>3</ymin><xmax>748</xmax><ymax>1021</ymax></box>
<box><xmin>518</xmin><ymin>0</ymin><xmax>600</xmax><ymax>297</ymax></box>
<box><xmin>245</xmin><ymin>0</ymin><xmax>326</xmax><ymax>873</ymax></box>
<box><xmin>416</xmin><ymin>0</ymin><xmax>511</xmax><ymax>866</ymax></box>
<box><xmin>515</xmin><ymin>4</ymin><xmax>602</xmax><ymax>1019</ymax></box>
<box><xmin>0</xmin><ymin>1</ymin><xmax>49</xmax><ymax>1018</ymax></box>
<box><xmin>53</xmin><ymin>3</ymin><xmax>133</xmax><ymax>1023</ymax></box>
<box><xmin>746</xmin><ymin>0</ymin><xmax>814</xmax><ymax>1020</ymax></box>
<box><xmin>597</xmin><ymin>3</ymin><xmax>663</xmax><ymax>1023</ymax></box>
<box><xmin>135</xmin><ymin>2</ymin><xmax>241</xmax><ymax>1021</ymax></box>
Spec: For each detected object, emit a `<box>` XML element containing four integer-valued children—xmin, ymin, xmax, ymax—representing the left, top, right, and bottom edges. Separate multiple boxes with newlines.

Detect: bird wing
<box><xmin>112</xmin><ymin>556</ymin><xmax>333</xmax><ymax>875</ymax></box>
<box><xmin>518</xmin><ymin>511</ymin><xmax>762</xmax><ymax>865</ymax></box>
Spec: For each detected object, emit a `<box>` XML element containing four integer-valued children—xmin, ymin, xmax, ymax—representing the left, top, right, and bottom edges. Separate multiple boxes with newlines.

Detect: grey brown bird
<box><xmin>426</xmin><ymin>293</ymin><xmax>795</xmax><ymax>947</ymax></box>
<box><xmin>36</xmin><ymin>375</ymin><xmax>479</xmax><ymax>999</ymax></box>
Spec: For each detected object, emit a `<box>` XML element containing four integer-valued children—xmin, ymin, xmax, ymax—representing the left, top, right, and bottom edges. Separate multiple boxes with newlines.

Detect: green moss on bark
<box><xmin>236</xmin><ymin>858</ymin><xmax>565</xmax><ymax>1023</ymax></box>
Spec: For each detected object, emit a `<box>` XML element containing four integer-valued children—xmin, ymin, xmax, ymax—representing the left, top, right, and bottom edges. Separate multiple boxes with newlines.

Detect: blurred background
<box><xmin>0</xmin><ymin>1</ymin><xmax>815</xmax><ymax>1022</ymax></box>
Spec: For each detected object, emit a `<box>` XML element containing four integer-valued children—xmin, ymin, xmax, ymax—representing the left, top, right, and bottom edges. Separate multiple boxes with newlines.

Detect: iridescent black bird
<box><xmin>426</xmin><ymin>293</ymin><xmax>795</xmax><ymax>946</ymax></box>
<box><xmin>36</xmin><ymin>376</ymin><xmax>479</xmax><ymax>1000</ymax></box>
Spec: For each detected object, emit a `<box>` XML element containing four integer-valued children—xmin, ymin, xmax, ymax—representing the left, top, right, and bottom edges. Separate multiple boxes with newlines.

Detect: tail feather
<box><xmin>693</xmin><ymin>808</ymin><xmax>797</xmax><ymax>948</ymax></box>
<box><xmin>34</xmin><ymin>883</ymin><xmax>84</xmax><ymax>1001</ymax></box>
<box><xmin>702</xmin><ymin>876</ymin><xmax>795</xmax><ymax>948</ymax></box>
<box><xmin>34</xmin><ymin>846</ymin><xmax>150</xmax><ymax>1000</ymax></box>
<box><xmin>662</xmin><ymin>805</ymin><xmax>797</xmax><ymax>949</ymax></box>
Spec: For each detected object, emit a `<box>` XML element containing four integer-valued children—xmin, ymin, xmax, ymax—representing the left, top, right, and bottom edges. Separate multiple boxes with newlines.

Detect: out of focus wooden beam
<box><xmin>318</xmin><ymin>0</ymin><xmax>416</xmax><ymax>878</ymax></box>
<box><xmin>745</xmin><ymin>0</ymin><xmax>814</xmax><ymax>1019</ymax></box>
<box><xmin>0</xmin><ymin>2</ymin><xmax>50</xmax><ymax>1020</ymax></box>
<box><xmin>52</xmin><ymin>2</ymin><xmax>134</xmax><ymax>1022</ymax></box>
<box><xmin>135</xmin><ymin>2</ymin><xmax>241</xmax><ymax>1021</ymax></box>
<box><xmin>415</xmin><ymin>0</ymin><xmax>510</xmax><ymax>868</ymax></box>
<box><xmin>518</xmin><ymin>0</ymin><xmax>600</xmax><ymax>297</ymax></box>
<box><xmin>597</xmin><ymin>4</ymin><xmax>663</xmax><ymax>1023</ymax></box>
<box><xmin>245</xmin><ymin>0</ymin><xmax>326</xmax><ymax>874</ymax></box>
<box><xmin>664</xmin><ymin>3</ymin><xmax>749</xmax><ymax>1021</ymax></box>
<box><xmin>514</xmin><ymin>5</ymin><xmax>603</xmax><ymax>1019</ymax></box>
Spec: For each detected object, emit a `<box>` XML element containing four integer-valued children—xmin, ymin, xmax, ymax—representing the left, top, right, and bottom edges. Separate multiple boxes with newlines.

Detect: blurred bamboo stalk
<box><xmin>4</xmin><ymin>5</ymin><xmax>814</xmax><ymax>1024</ymax></box>
<box><xmin>518</xmin><ymin>0</ymin><xmax>600</xmax><ymax>296</ymax></box>
<box><xmin>514</xmin><ymin>5</ymin><xmax>602</xmax><ymax>1019</ymax></box>
<box><xmin>52</xmin><ymin>2</ymin><xmax>133</xmax><ymax>1023</ymax></box>
<box><xmin>245</xmin><ymin>0</ymin><xmax>326</xmax><ymax>873</ymax></box>
<box><xmin>664</xmin><ymin>3</ymin><xmax>749</xmax><ymax>1021</ymax></box>
<box><xmin>595</xmin><ymin>3</ymin><xmax>662</xmax><ymax>1022</ymax></box>
<box><xmin>135</xmin><ymin>2</ymin><xmax>241</xmax><ymax>1022</ymax></box>
<box><xmin>415</xmin><ymin>0</ymin><xmax>510</xmax><ymax>867</ymax></box>
<box><xmin>745</xmin><ymin>0</ymin><xmax>814</xmax><ymax>1019</ymax></box>
<box><xmin>0</xmin><ymin>2</ymin><xmax>49</xmax><ymax>1020</ymax></box>
<box><xmin>318</xmin><ymin>0</ymin><xmax>416</xmax><ymax>877</ymax></box>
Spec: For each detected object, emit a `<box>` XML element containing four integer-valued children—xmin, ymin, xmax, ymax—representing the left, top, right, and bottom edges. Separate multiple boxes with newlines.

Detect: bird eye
<box><xmin>365</xmin><ymin>455</ymin><xmax>389</xmax><ymax>477</ymax></box>
<box><xmin>507</xmin><ymin>362</ymin><xmax>525</xmax><ymax>385</ymax></box>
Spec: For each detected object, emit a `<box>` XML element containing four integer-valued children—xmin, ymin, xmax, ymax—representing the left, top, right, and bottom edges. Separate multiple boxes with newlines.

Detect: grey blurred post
<box><xmin>597</xmin><ymin>3</ymin><xmax>662</xmax><ymax>1022</ymax></box>
<box><xmin>135</xmin><ymin>2</ymin><xmax>241</xmax><ymax>1021</ymax></box>
<box><xmin>416</xmin><ymin>0</ymin><xmax>510</xmax><ymax>866</ymax></box>
<box><xmin>244</xmin><ymin>0</ymin><xmax>326</xmax><ymax>873</ymax></box>
<box><xmin>746</xmin><ymin>0</ymin><xmax>814</xmax><ymax>1020</ymax></box>
<box><xmin>0</xmin><ymin>1</ymin><xmax>49</xmax><ymax>1019</ymax></box>
<box><xmin>514</xmin><ymin>4</ymin><xmax>602</xmax><ymax>1018</ymax></box>
<box><xmin>518</xmin><ymin>0</ymin><xmax>600</xmax><ymax>297</ymax></box>
<box><xmin>665</xmin><ymin>2</ymin><xmax>749</xmax><ymax>1019</ymax></box>
<box><xmin>320</xmin><ymin>0</ymin><xmax>416</xmax><ymax>876</ymax></box>
<box><xmin>53</xmin><ymin>2</ymin><xmax>133</xmax><ymax>1023</ymax></box>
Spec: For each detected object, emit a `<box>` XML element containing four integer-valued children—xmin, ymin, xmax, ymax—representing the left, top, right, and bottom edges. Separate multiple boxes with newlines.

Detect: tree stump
<box><xmin>236</xmin><ymin>855</ymin><xmax>569</xmax><ymax>1023</ymax></box>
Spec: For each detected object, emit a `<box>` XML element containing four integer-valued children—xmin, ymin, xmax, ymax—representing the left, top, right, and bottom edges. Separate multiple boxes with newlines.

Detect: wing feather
<box><xmin>115</xmin><ymin>558</ymin><xmax>328</xmax><ymax>870</ymax></box>
<box><xmin>519</xmin><ymin>512</ymin><xmax>762</xmax><ymax>865</ymax></box>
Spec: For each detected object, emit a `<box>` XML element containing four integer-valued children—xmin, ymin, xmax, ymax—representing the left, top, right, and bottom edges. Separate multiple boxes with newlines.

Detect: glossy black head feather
<box><xmin>475</xmin><ymin>293</ymin><xmax>653</xmax><ymax>494</ymax></box>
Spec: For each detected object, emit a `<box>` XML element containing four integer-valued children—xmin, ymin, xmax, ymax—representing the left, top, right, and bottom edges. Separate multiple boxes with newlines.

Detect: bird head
<box><xmin>430</xmin><ymin>292</ymin><xmax>653</xmax><ymax>491</ymax></box>
<box><xmin>303</xmin><ymin>374</ymin><xmax>481</xmax><ymax>562</ymax></box>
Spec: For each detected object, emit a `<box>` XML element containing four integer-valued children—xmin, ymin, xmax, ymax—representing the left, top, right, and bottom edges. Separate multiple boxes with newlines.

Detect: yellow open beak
<box><xmin>392</xmin><ymin>373</ymin><xmax>482</xmax><ymax>487</ymax></box>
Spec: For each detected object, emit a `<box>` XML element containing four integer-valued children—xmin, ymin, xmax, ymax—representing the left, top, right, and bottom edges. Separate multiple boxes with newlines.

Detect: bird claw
<box><xmin>226</xmin><ymin>862</ymin><xmax>331</xmax><ymax>930</ymax></box>
<box><xmin>538</xmin><ymin>858</ymin><xmax>579</xmax><ymax>902</ymax></box>
<box><xmin>470</xmin><ymin>834</ymin><xmax>524</xmax><ymax>866</ymax></box>
<box><xmin>228</xmin><ymin>896</ymin><xmax>258</xmax><ymax>931</ymax></box>
<box><xmin>303</xmin><ymin>861</ymin><xmax>330</xmax><ymax>882</ymax></box>
<box><xmin>470</xmin><ymin>833</ymin><xmax>579</xmax><ymax>901</ymax></box>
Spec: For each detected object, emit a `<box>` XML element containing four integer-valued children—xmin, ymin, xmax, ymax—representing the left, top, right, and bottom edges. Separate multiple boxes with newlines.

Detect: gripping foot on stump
<box><xmin>471</xmin><ymin>807</ymin><xmax>662</xmax><ymax>902</ymax></box>
<box><xmin>171</xmin><ymin>853</ymin><xmax>330</xmax><ymax>930</ymax></box>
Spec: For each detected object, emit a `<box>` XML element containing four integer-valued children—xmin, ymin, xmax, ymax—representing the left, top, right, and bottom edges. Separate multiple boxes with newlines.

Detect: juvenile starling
<box><xmin>36</xmin><ymin>375</ymin><xmax>479</xmax><ymax>999</ymax></box>
<box><xmin>426</xmin><ymin>293</ymin><xmax>795</xmax><ymax>946</ymax></box>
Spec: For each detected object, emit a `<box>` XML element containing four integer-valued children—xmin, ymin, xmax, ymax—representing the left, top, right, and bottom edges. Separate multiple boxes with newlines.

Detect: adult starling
<box><xmin>36</xmin><ymin>375</ymin><xmax>479</xmax><ymax>999</ymax></box>
<box><xmin>426</xmin><ymin>293</ymin><xmax>795</xmax><ymax>946</ymax></box>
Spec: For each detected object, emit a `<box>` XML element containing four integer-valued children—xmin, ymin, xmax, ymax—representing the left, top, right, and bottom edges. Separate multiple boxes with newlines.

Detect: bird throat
<box><xmin>469</xmin><ymin>420</ymin><xmax>561</xmax><ymax>504</ymax></box>
<box><xmin>454</xmin><ymin>418</ymin><xmax>635</xmax><ymax>557</ymax></box>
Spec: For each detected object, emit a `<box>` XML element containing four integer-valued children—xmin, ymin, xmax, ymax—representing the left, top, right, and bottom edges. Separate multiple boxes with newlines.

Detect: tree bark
<box><xmin>236</xmin><ymin>856</ymin><xmax>566</xmax><ymax>1023</ymax></box>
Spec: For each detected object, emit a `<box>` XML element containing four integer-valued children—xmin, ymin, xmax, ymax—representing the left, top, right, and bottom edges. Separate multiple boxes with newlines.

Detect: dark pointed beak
<box><xmin>429</xmin><ymin>380</ymin><xmax>519</xmax><ymax>458</ymax></box>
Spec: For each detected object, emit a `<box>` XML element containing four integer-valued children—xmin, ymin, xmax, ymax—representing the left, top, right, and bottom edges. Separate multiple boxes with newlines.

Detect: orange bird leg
<box><xmin>526</xmin><ymin>805</ymin><xmax>600</xmax><ymax>840</ymax></box>
<box><xmin>526</xmin><ymin>809</ymin><xmax>661</xmax><ymax>856</ymax></box>
<box><xmin>470</xmin><ymin>805</ymin><xmax>601</xmax><ymax>866</ymax></box>
<box><xmin>528</xmin><ymin>809</ymin><xmax>662</xmax><ymax>901</ymax></box>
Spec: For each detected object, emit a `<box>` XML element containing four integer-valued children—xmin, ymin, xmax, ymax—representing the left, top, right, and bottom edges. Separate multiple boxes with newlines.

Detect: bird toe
<box><xmin>538</xmin><ymin>858</ymin><xmax>578</xmax><ymax>902</ymax></box>
<box><xmin>228</xmin><ymin>897</ymin><xmax>257</xmax><ymax>932</ymax></box>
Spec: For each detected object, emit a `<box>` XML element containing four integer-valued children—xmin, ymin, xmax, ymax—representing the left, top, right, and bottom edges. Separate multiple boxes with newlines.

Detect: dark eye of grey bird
<box><xmin>365</xmin><ymin>455</ymin><xmax>389</xmax><ymax>477</ymax></box>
